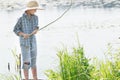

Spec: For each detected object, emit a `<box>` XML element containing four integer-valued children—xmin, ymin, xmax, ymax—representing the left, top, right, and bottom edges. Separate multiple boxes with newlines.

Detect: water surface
<box><xmin>0</xmin><ymin>8</ymin><xmax>120</xmax><ymax>79</ymax></box>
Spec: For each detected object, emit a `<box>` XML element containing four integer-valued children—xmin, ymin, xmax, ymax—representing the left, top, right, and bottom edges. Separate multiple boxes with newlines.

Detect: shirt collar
<box><xmin>23</xmin><ymin>13</ymin><xmax>35</xmax><ymax>20</ymax></box>
<box><xmin>23</xmin><ymin>13</ymin><xmax>35</xmax><ymax>17</ymax></box>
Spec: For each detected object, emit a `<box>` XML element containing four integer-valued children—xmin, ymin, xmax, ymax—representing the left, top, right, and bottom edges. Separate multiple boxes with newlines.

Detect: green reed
<box><xmin>0</xmin><ymin>49</ymin><xmax>21</xmax><ymax>80</ymax></box>
<box><xmin>0</xmin><ymin>73</ymin><xmax>20</xmax><ymax>80</ymax></box>
<box><xmin>45</xmin><ymin>43</ymin><xmax>120</xmax><ymax>80</ymax></box>
<box><xmin>11</xmin><ymin>49</ymin><xmax>21</xmax><ymax>79</ymax></box>
<box><xmin>45</xmin><ymin>46</ymin><xmax>93</xmax><ymax>80</ymax></box>
<box><xmin>91</xmin><ymin>43</ymin><xmax>120</xmax><ymax>80</ymax></box>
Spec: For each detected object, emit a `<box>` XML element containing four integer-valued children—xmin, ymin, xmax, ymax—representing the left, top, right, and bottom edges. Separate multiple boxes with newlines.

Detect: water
<box><xmin>0</xmin><ymin>8</ymin><xmax>120</xmax><ymax>79</ymax></box>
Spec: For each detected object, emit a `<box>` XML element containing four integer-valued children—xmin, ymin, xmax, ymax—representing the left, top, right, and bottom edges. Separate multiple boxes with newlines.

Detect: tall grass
<box><xmin>0</xmin><ymin>49</ymin><xmax>21</xmax><ymax>80</ymax></box>
<box><xmin>45</xmin><ymin>43</ymin><xmax>120</xmax><ymax>80</ymax></box>
<box><xmin>45</xmin><ymin>46</ymin><xmax>93</xmax><ymax>80</ymax></box>
<box><xmin>91</xmin><ymin>43</ymin><xmax>120</xmax><ymax>80</ymax></box>
<box><xmin>11</xmin><ymin>49</ymin><xmax>21</xmax><ymax>73</ymax></box>
<box><xmin>0</xmin><ymin>73</ymin><xmax>20</xmax><ymax>80</ymax></box>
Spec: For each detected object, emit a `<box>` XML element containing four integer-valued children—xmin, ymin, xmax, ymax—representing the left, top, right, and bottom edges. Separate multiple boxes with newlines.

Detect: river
<box><xmin>0</xmin><ymin>8</ymin><xmax>120</xmax><ymax>79</ymax></box>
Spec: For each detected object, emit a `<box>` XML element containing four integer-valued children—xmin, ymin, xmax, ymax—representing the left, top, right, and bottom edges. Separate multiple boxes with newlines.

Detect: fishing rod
<box><xmin>39</xmin><ymin>0</ymin><xmax>73</xmax><ymax>31</ymax></box>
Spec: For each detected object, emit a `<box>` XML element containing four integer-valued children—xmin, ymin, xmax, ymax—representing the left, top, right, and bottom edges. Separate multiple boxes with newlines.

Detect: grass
<box><xmin>0</xmin><ymin>49</ymin><xmax>21</xmax><ymax>80</ymax></box>
<box><xmin>1</xmin><ymin>43</ymin><xmax>120</xmax><ymax>80</ymax></box>
<box><xmin>45</xmin><ymin>46</ymin><xmax>93</xmax><ymax>80</ymax></box>
<box><xmin>0</xmin><ymin>73</ymin><xmax>20</xmax><ymax>80</ymax></box>
<box><xmin>11</xmin><ymin>49</ymin><xmax>21</xmax><ymax>73</ymax></box>
<box><xmin>45</xmin><ymin>43</ymin><xmax>120</xmax><ymax>80</ymax></box>
<box><xmin>91</xmin><ymin>43</ymin><xmax>120</xmax><ymax>80</ymax></box>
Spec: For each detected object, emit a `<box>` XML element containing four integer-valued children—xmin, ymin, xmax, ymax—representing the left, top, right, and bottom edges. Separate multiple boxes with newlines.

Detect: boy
<box><xmin>13</xmin><ymin>1</ymin><xmax>42</xmax><ymax>80</ymax></box>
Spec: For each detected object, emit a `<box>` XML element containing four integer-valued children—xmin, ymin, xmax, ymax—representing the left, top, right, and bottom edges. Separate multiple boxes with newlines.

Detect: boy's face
<box><xmin>27</xmin><ymin>9</ymin><xmax>37</xmax><ymax>15</ymax></box>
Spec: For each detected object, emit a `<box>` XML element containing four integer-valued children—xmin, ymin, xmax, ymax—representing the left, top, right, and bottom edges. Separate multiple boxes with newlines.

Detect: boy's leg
<box><xmin>31</xmin><ymin>67</ymin><xmax>38</xmax><ymax>80</ymax></box>
<box><xmin>23</xmin><ymin>69</ymin><xmax>29</xmax><ymax>80</ymax></box>
<box><xmin>23</xmin><ymin>62</ymin><xmax>30</xmax><ymax>80</ymax></box>
<box><xmin>31</xmin><ymin>51</ymin><xmax>38</xmax><ymax>80</ymax></box>
<box><xmin>31</xmin><ymin>37</ymin><xmax>38</xmax><ymax>80</ymax></box>
<box><xmin>21</xmin><ymin>45</ymin><xmax>31</xmax><ymax>80</ymax></box>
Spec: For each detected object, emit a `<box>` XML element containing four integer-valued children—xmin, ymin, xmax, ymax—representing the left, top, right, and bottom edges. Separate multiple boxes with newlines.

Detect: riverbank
<box><xmin>1</xmin><ymin>0</ymin><xmax>120</xmax><ymax>11</ymax></box>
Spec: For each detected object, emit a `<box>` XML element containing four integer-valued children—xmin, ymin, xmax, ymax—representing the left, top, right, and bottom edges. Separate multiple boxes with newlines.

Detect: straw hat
<box><xmin>24</xmin><ymin>0</ymin><xmax>43</xmax><ymax>11</ymax></box>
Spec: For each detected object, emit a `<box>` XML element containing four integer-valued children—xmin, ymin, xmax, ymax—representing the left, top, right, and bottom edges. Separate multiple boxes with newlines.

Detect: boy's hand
<box><xmin>30</xmin><ymin>29</ymin><xmax>38</xmax><ymax>36</ymax></box>
<box><xmin>23</xmin><ymin>33</ymin><xmax>30</xmax><ymax>39</ymax></box>
<box><xmin>18</xmin><ymin>32</ymin><xmax>30</xmax><ymax>39</ymax></box>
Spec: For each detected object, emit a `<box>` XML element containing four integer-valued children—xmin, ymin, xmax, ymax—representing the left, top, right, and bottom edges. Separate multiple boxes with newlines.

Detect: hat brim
<box><xmin>24</xmin><ymin>7</ymin><xmax>44</xmax><ymax>11</ymax></box>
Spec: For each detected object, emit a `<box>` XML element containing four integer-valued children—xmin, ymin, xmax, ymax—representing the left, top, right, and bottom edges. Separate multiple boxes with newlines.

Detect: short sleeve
<box><xmin>13</xmin><ymin>17</ymin><xmax>22</xmax><ymax>36</ymax></box>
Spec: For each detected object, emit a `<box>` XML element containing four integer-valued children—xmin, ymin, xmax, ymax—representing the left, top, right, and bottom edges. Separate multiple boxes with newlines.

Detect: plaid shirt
<box><xmin>13</xmin><ymin>13</ymin><xmax>39</xmax><ymax>46</ymax></box>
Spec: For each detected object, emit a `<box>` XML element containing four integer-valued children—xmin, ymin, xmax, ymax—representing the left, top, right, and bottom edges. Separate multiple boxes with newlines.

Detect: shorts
<box><xmin>20</xmin><ymin>36</ymin><xmax>37</xmax><ymax>70</ymax></box>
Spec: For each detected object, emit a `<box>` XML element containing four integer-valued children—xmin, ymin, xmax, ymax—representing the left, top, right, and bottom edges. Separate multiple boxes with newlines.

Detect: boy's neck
<box><xmin>25</xmin><ymin>11</ymin><xmax>33</xmax><ymax>17</ymax></box>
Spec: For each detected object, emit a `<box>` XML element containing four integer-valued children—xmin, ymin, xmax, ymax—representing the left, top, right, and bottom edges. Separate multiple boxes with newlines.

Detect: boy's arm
<box><xmin>13</xmin><ymin>18</ymin><xmax>22</xmax><ymax>36</ymax></box>
<box><xmin>18</xmin><ymin>32</ymin><xmax>30</xmax><ymax>39</ymax></box>
<box><xmin>18</xmin><ymin>32</ymin><xmax>25</xmax><ymax>36</ymax></box>
<box><xmin>19</xmin><ymin>28</ymin><xmax>38</xmax><ymax>39</ymax></box>
<box><xmin>14</xmin><ymin>17</ymin><xmax>31</xmax><ymax>39</ymax></box>
<box><xmin>30</xmin><ymin>28</ymin><xmax>39</xmax><ymax>36</ymax></box>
